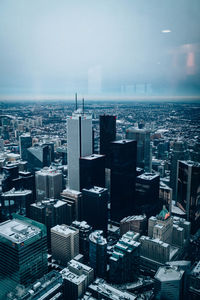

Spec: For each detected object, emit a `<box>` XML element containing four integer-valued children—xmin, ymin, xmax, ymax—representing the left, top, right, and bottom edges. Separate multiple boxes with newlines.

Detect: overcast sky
<box><xmin>0</xmin><ymin>0</ymin><xmax>200</xmax><ymax>99</ymax></box>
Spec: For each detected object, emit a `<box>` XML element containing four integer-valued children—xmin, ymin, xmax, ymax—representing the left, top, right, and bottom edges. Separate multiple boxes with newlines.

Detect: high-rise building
<box><xmin>0</xmin><ymin>214</ymin><xmax>48</xmax><ymax>299</ymax></box>
<box><xmin>2</xmin><ymin>163</ymin><xmax>19</xmax><ymax>192</ymax></box>
<box><xmin>99</xmin><ymin>115</ymin><xmax>116</xmax><ymax>167</ymax></box>
<box><xmin>154</xmin><ymin>266</ymin><xmax>185</xmax><ymax>300</ymax></box>
<box><xmin>51</xmin><ymin>224</ymin><xmax>79</xmax><ymax>266</ymax></box>
<box><xmin>126</xmin><ymin>127</ymin><xmax>151</xmax><ymax>172</ymax></box>
<box><xmin>71</xmin><ymin>220</ymin><xmax>92</xmax><ymax>262</ymax></box>
<box><xmin>35</xmin><ymin>167</ymin><xmax>63</xmax><ymax>202</ymax></box>
<box><xmin>176</xmin><ymin>160</ymin><xmax>200</xmax><ymax>233</ymax></box>
<box><xmin>81</xmin><ymin>186</ymin><xmax>108</xmax><ymax>235</ymax></box>
<box><xmin>170</xmin><ymin>141</ymin><xmax>187</xmax><ymax>200</ymax></box>
<box><xmin>110</xmin><ymin>139</ymin><xmax>137</xmax><ymax>221</ymax></box>
<box><xmin>67</xmin><ymin>111</ymin><xmax>92</xmax><ymax>191</ymax></box>
<box><xmin>27</xmin><ymin>144</ymin><xmax>51</xmax><ymax>171</ymax></box>
<box><xmin>19</xmin><ymin>134</ymin><xmax>32</xmax><ymax>161</ymax></box>
<box><xmin>80</xmin><ymin>154</ymin><xmax>105</xmax><ymax>190</ymax></box>
<box><xmin>89</xmin><ymin>231</ymin><xmax>107</xmax><ymax>278</ymax></box>
<box><xmin>61</xmin><ymin>188</ymin><xmax>82</xmax><ymax>222</ymax></box>
<box><xmin>135</xmin><ymin>173</ymin><xmax>160</xmax><ymax>217</ymax></box>
<box><xmin>1</xmin><ymin>188</ymin><xmax>33</xmax><ymax>220</ymax></box>
<box><xmin>30</xmin><ymin>199</ymin><xmax>68</xmax><ymax>249</ymax></box>
<box><xmin>159</xmin><ymin>181</ymin><xmax>172</xmax><ymax>213</ymax></box>
<box><xmin>109</xmin><ymin>231</ymin><xmax>140</xmax><ymax>283</ymax></box>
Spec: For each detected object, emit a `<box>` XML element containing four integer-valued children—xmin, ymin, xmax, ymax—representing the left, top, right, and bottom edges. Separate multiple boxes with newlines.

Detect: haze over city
<box><xmin>0</xmin><ymin>0</ymin><xmax>200</xmax><ymax>100</ymax></box>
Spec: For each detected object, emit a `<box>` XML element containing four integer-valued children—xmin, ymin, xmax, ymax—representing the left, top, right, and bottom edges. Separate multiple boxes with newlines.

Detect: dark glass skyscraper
<box><xmin>19</xmin><ymin>134</ymin><xmax>32</xmax><ymax>161</ymax></box>
<box><xmin>135</xmin><ymin>172</ymin><xmax>160</xmax><ymax>217</ymax></box>
<box><xmin>81</xmin><ymin>186</ymin><xmax>108</xmax><ymax>235</ymax></box>
<box><xmin>100</xmin><ymin>115</ymin><xmax>116</xmax><ymax>167</ymax></box>
<box><xmin>110</xmin><ymin>139</ymin><xmax>137</xmax><ymax>221</ymax></box>
<box><xmin>177</xmin><ymin>160</ymin><xmax>200</xmax><ymax>233</ymax></box>
<box><xmin>80</xmin><ymin>154</ymin><xmax>105</xmax><ymax>190</ymax></box>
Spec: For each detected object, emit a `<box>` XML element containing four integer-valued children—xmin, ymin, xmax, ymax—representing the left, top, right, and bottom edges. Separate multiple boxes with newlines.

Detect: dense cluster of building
<box><xmin>0</xmin><ymin>99</ymin><xmax>199</xmax><ymax>299</ymax></box>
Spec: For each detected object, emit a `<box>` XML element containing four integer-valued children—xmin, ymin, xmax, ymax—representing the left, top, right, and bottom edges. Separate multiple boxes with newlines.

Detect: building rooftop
<box><xmin>51</xmin><ymin>224</ymin><xmax>78</xmax><ymax>236</ymax></box>
<box><xmin>2</xmin><ymin>188</ymin><xmax>32</xmax><ymax>197</ymax></box>
<box><xmin>155</xmin><ymin>266</ymin><xmax>184</xmax><ymax>282</ymax></box>
<box><xmin>61</xmin><ymin>268</ymin><xmax>86</xmax><ymax>284</ymax></box>
<box><xmin>89</xmin><ymin>231</ymin><xmax>107</xmax><ymax>245</ymax></box>
<box><xmin>138</xmin><ymin>172</ymin><xmax>159</xmax><ymax>181</ymax></box>
<box><xmin>32</xmin><ymin>199</ymin><xmax>66</xmax><ymax>209</ymax></box>
<box><xmin>85</xmin><ymin>186</ymin><xmax>107</xmax><ymax>194</ymax></box>
<box><xmin>0</xmin><ymin>218</ymin><xmax>41</xmax><ymax>244</ymax></box>
<box><xmin>121</xmin><ymin>215</ymin><xmax>146</xmax><ymax>222</ymax></box>
<box><xmin>111</xmin><ymin>139</ymin><xmax>134</xmax><ymax>145</ymax></box>
<box><xmin>81</xmin><ymin>154</ymin><xmax>105</xmax><ymax>160</ymax></box>
<box><xmin>36</xmin><ymin>168</ymin><xmax>62</xmax><ymax>176</ymax></box>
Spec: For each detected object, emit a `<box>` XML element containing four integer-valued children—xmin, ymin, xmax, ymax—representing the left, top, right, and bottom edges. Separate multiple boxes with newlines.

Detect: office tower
<box><xmin>30</xmin><ymin>199</ymin><xmax>68</xmax><ymax>249</ymax></box>
<box><xmin>61</xmin><ymin>188</ymin><xmax>82</xmax><ymax>222</ymax></box>
<box><xmin>1</xmin><ymin>188</ymin><xmax>33</xmax><ymax>220</ymax></box>
<box><xmin>81</xmin><ymin>186</ymin><xmax>108</xmax><ymax>235</ymax></box>
<box><xmin>99</xmin><ymin>115</ymin><xmax>116</xmax><ymax>167</ymax></box>
<box><xmin>88</xmin><ymin>278</ymin><xmax>136</xmax><ymax>300</ymax></box>
<box><xmin>110</xmin><ymin>139</ymin><xmax>137</xmax><ymax>221</ymax></box>
<box><xmin>135</xmin><ymin>173</ymin><xmax>160</xmax><ymax>217</ymax></box>
<box><xmin>67</xmin><ymin>110</ymin><xmax>92</xmax><ymax>191</ymax></box>
<box><xmin>61</xmin><ymin>260</ymin><xmax>94</xmax><ymax>300</ymax></box>
<box><xmin>43</xmin><ymin>141</ymin><xmax>55</xmax><ymax>162</ymax></box>
<box><xmin>120</xmin><ymin>215</ymin><xmax>147</xmax><ymax>235</ymax></box>
<box><xmin>35</xmin><ymin>168</ymin><xmax>63</xmax><ymax>202</ymax></box>
<box><xmin>170</xmin><ymin>141</ymin><xmax>187</xmax><ymax>200</ymax></box>
<box><xmin>27</xmin><ymin>144</ymin><xmax>51</xmax><ymax>171</ymax></box>
<box><xmin>109</xmin><ymin>231</ymin><xmax>140</xmax><ymax>283</ymax></box>
<box><xmin>72</xmin><ymin>220</ymin><xmax>92</xmax><ymax>261</ymax></box>
<box><xmin>148</xmin><ymin>207</ymin><xmax>173</xmax><ymax>244</ymax></box>
<box><xmin>19</xmin><ymin>133</ymin><xmax>32</xmax><ymax>161</ymax></box>
<box><xmin>159</xmin><ymin>181</ymin><xmax>172</xmax><ymax>213</ymax></box>
<box><xmin>89</xmin><ymin>231</ymin><xmax>107</xmax><ymax>278</ymax></box>
<box><xmin>51</xmin><ymin>224</ymin><xmax>79</xmax><ymax>266</ymax></box>
<box><xmin>0</xmin><ymin>214</ymin><xmax>47</xmax><ymax>299</ymax></box>
<box><xmin>177</xmin><ymin>160</ymin><xmax>200</xmax><ymax>233</ymax></box>
<box><xmin>154</xmin><ymin>266</ymin><xmax>184</xmax><ymax>300</ymax></box>
<box><xmin>80</xmin><ymin>154</ymin><xmax>105</xmax><ymax>190</ymax></box>
<box><xmin>2</xmin><ymin>163</ymin><xmax>19</xmax><ymax>192</ymax></box>
<box><xmin>126</xmin><ymin>127</ymin><xmax>151</xmax><ymax>172</ymax></box>
<box><xmin>7</xmin><ymin>271</ymin><xmax>63</xmax><ymax>300</ymax></box>
<box><xmin>139</xmin><ymin>235</ymin><xmax>171</xmax><ymax>264</ymax></box>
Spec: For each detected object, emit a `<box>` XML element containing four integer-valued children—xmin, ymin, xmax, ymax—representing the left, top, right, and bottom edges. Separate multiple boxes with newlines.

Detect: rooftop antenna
<box><xmin>82</xmin><ymin>98</ymin><xmax>84</xmax><ymax>115</ymax></box>
<box><xmin>75</xmin><ymin>93</ymin><xmax>78</xmax><ymax>111</ymax></box>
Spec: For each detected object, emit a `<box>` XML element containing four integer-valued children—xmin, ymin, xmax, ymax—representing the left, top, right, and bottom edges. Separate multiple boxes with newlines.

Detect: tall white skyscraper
<box><xmin>67</xmin><ymin>109</ymin><xmax>92</xmax><ymax>191</ymax></box>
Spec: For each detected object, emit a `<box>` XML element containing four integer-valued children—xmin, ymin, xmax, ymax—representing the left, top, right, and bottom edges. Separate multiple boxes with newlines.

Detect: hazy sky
<box><xmin>0</xmin><ymin>0</ymin><xmax>200</xmax><ymax>99</ymax></box>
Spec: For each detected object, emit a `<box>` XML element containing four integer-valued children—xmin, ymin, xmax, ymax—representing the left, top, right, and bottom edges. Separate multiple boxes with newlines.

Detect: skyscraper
<box><xmin>61</xmin><ymin>188</ymin><xmax>82</xmax><ymax>223</ymax></box>
<box><xmin>135</xmin><ymin>172</ymin><xmax>160</xmax><ymax>217</ymax></box>
<box><xmin>80</xmin><ymin>154</ymin><xmax>105</xmax><ymax>190</ymax></box>
<box><xmin>0</xmin><ymin>214</ymin><xmax>48</xmax><ymax>299</ymax></box>
<box><xmin>126</xmin><ymin>127</ymin><xmax>151</xmax><ymax>172</ymax></box>
<box><xmin>170</xmin><ymin>141</ymin><xmax>187</xmax><ymax>200</ymax></box>
<box><xmin>35</xmin><ymin>167</ymin><xmax>63</xmax><ymax>202</ymax></box>
<box><xmin>27</xmin><ymin>144</ymin><xmax>51</xmax><ymax>171</ymax></box>
<box><xmin>67</xmin><ymin>110</ymin><xmax>92</xmax><ymax>191</ymax></box>
<box><xmin>51</xmin><ymin>224</ymin><xmax>79</xmax><ymax>266</ymax></box>
<box><xmin>81</xmin><ymin>186</ymin><xmax>108</xmax><ymax>235</ymax></box>
<box><xmin>89</xmin><ymin>231</ymin><xmax>107</xmax><ymax>278</ymax></box>
<box><xmin>19</xmin><ymin>134</ymin><xmax>32</xmax><ymax>161</ymax></box>
<box><xmin>176</xmin><ymin>160</ymin><xmax>200</xmax><ymax>233</ymax></box>
<box><xmin>110</xmin><ymin>139</ymin><xmax>137</xmax><ymax>221</ymax></box>
<box><xmin>99</xmin><ymin>115</ymin><xmax>116</xmax><ymax>167</ymax></box>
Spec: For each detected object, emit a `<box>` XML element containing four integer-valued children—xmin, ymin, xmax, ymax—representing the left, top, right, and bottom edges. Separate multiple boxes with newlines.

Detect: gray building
<box><xmin>67</xmin><ymin>111</ymin><xmax>92</xmax><ymax>191</ymax></box>
<box><xmin>51</xmin><ymin>224</ymin><xmax>79</xmax><ymax>266</ymax></box>
<box><xmin>126</xmin><ymin>127</ymin><xmax>151</xmax><ymax>172</ymax></box>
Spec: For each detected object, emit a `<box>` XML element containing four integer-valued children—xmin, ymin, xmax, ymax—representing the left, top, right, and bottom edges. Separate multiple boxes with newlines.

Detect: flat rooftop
<box><xmin>155</xmin><ymin>266</ymin><xmax>183</xmax><ymax>282</ymax></box>
<box><xmin>111</xmin><ymin>139</ymin><xmax>134</xmax><ymax>145</ymax></box>
<box><xmin>61</xmin><ymin>268</ymin><xmax>86</xmax><ymax>284</ymax></box>
<box><xmin>81</xmin><ymin>154</ymin><xmax>105</xmax><ymax>160</ymax></box>
<box><xmin>137</xmin><ymin>172</ymin><xmax>159</xmax><ymax>180</ymax></box>
<box><xmin>51</xmin><ymin>224</ymin><xmax>78</xmax><ymax>236</ymax></box>
<box><xmin>0</xmin><ymin>218</ymin><xmax>40</xmax><ymax>244</ymax></box>
<box><xmin>2</xmin><ymin>189</ymin><xmax>32</xmax><ymax>197</ymax></box>
<box><xmin>86</xmin><ymin>186</ymin><xmax>107</xmax><ymax>194</ymax></box>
